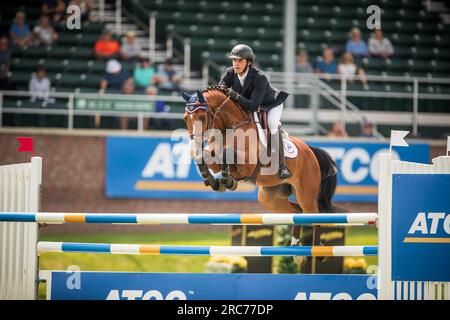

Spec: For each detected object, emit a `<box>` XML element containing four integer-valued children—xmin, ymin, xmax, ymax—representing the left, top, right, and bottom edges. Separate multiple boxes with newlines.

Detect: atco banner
<box><xmin>44</xmin><ymin>272</ymin><xmax>377</xmax><ymax>300</ymax></box>
<box><xmin>106</xmin><ymin>136</ymin><xmax>429</xmax><ymax>202</ymax></box>
<box><xmin>391</xmin><ymin>174</ymin><xmax>450</xmax><ymax>282</ymax></box>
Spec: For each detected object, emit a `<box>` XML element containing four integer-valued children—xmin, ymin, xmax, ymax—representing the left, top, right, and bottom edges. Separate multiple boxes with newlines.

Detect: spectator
<box><xmin>338</xmin><ymin>52</ymin><xmax>369</xmax><ymax>89</ymax></box>
<box><xmin>121</xmin><ymin>31</ymin><xmax>141</xmax><ymax>61</ymax></box>
<box><xmin>94</xmin><ymin>31</ymin><xmax>120</xmax><ymax>59</ymax></box>
<box><xmin>360</xmin><ymin>121</ymin><xmax>376</xmax><ymax>138</ymax></box>
<box><xmin>29</xmin><ymin>67</ymin><xmax>51</xmax><ymax>106</ymax></box>
<box><xmin>119</xmin><ymin>78</ymin><xmax>136</xmax><ymax>130</ymax></box>
<box><xmin>133</xmin><ymin>58</ymin><xmax>156</xmax><ymax>89</ymax></box>
<box><xmin>314</xmin><ymin>48</ymin><xmax>337</xmax><ymax>80</ymax></box>
<box><xmin>327</xmin><ymin>121</ymin><xmax>348</xmax><ymax>138</ymax></box>
<box><xmin>97</xmin><ymin>60</ymin><xmax>130</xmax><ymax>127</ymax></box>
<box><xmin>33</xmin><ymin>16</ymin><xmax>58</xmax><ymax>46</ymax></box>
<box><xmin>68</xmin><ymin>0</ymin><xmax>93</xmax><ymax>22</ymax></box>
<box><xmin>10</xmin><ymin>11</ymin><xmax>32</xmax><ymax>49</ymax></box>
<box><xmin>346</xmin><ymin>27</ymin><xmax>368</xmax><ymax>57</ymax></box>
<box><xmin>368</xmin><ymin>29</ymin><xmax>394</xmax><ymax>59</ymax></box>
<box><xmin>42</xmin><ymin>0</ymin><xmax>66</xmax><ymax>22</ymax></box>
<box><xmin>295</xmin><ymin>50</ymin><xmax>313</xmax><ymax>73</ymax></box>
<box><xmin>99</xmin><ymin>59</ymin><xmax>131</xmax><ymax>92</ymax></box>
<box><xmin>0</xmin><ymin>37</ymin><xmax>12</xmax><ymax>90</ymax></box>
<box><xmin>153</xmin><ymin>58</ymin><xmax>182</xmax><ymax>92</ymax></box>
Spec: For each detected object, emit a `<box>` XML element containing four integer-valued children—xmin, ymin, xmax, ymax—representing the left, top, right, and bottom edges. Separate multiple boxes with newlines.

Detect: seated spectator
<box><xmin>33</xmin><ymin>16</ymin><xmax>58</xmax><ymax>46</ymax></box>
<box><xmin>29</xmin><ymin>67</ymin><xmax>52</xmax><ymax>106</ymax></box>
<box><xmin>314</xmin><ymin>48</ymin><xmax>337</xmax><ymax>80</ymax></box>
<box><xmin>10</xmin><ymin>11</ymin><xmax>32</xmax><ymax>49</ymax></box>
<box><xmin>360</xmin><ymin>121</ymin><xmax>376</xmax><ymax>138</ymax></box>
<box><xmin>133</xmin><ymin>58</ymin><xmax>156</xmax><ymax>89</ymax></box>
<box><xmin>121</xmin><ymin>31</ymin><xmax>141</xmax><ymax>61</ymax></box>
<box><xmin>368</xmin><ymin>29</ymin><xmax>394</xmax><ymax>59</ymax></box>
<box><xmin>327</xmin><ymin>121</ymin><xmax>348</xmax><ymax>138</ymax></box>
<box><xmin>0</xmin><ymin>37</ymin><xmax>12</xmax><ymax>90</ymax></box>
<box><xmin>295</xmin><ymin>50</ymin><xmax>313</xmax><ymax>73</ymax></box>
<box><xmin>99</xmin><ymin>59</ymin><xmax>131</xmax><ymax>92</ymax></box>
<box><xmin>97</xmin><ymin>60</ymin><xmax>130</xmax><ymax>127</ymax></box>
<box><xmin>338</xmin><ymin>52</ymin><xmax>369</xmax><ymax>89</ymax></box>
<box><xmin>346</xmin><ymin>27</ymin><xmax>368</xmax><ymax>57</ymax></box>
<box><xmin>119</xmin><ymin>78</ymin><xmax>136</xmax><ymax>130</ymax></box>
<box><xmin>42</xmin><ymin>0</ymin><xmax>66</xmax><ymax>22</ymax></box>
<box><xmin>153</xmin><ymin>58</ymin><xmax>182</xmax><ymax>92</ymax></box>
<box><xmin>68</xmin><ymin>0</ymin><xmax>93</xmax><ymax>22</ymax></box>
<box><xmin>94</xmin><ymin>31</ymin><xmax>120</xmax><ymax>59</ymax></box>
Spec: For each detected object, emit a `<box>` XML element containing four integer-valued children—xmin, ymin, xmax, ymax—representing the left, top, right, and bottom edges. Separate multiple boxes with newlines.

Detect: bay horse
<box><xmin>182</xmin><ymin>86</ymin><xmax>340</xmax><ymax>265</ymax></box>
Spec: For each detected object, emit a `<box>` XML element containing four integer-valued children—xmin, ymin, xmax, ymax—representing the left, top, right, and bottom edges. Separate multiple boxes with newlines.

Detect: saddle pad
<box><xmin>253</xmin><ymin>112</ymin><xmax>267</xmax><ymax>148</ymax></box>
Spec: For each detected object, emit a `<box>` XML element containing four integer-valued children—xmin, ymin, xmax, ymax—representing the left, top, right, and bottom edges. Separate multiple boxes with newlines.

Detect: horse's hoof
<box><xmin>211</xmin><ymin>180</ymin><xmax>220</xmax><ymax>191</ymax></box>
<box><xmin>204</xmin><ymin>180</ymin><xmax>210</xmax><ymax>187</ymax></box>
<box><xmin>228</xmin><ymin>180</ymin><xmax>238</xmax><ymax>191</ymax></box>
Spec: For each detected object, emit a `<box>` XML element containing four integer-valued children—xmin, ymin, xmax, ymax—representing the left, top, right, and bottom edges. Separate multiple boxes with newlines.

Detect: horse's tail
<box><xmin>308</xmin><ymin>146</ymin><xmax>344</xmax><ymax>213</ymax></box>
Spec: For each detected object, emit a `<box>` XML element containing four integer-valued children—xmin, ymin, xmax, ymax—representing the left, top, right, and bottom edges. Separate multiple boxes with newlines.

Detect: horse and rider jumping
<box><xmin>182</xmin><ymin>44</ymin><xmax>340</xmax><ymax>262</ymax></box>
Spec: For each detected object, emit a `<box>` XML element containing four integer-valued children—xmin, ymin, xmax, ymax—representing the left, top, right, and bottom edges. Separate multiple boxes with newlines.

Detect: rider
<box><xmin>219</xmin><ymin>44</ymin><xmax>292</xmax><ymax>180</ymax></box>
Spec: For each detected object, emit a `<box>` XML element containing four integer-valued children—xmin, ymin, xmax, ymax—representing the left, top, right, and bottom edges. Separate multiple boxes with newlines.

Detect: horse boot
<box><xmin>273</xmin><ymin>130</ymin><xmax>292</xmax><ymax>180</ymax></box>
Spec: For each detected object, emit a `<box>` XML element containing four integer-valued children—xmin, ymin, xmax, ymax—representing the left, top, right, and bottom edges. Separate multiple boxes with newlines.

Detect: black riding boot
<box><xmin>271</xmin><ymin>130</ymin><xmax>292</xmax><ymax>180</ymax></box>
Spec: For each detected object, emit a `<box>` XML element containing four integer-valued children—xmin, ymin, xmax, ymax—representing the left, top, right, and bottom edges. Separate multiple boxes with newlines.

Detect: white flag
<box><xmin>390</xmin><ymin>130</ymin><xmax>409</xmax><ymax>148</ymax></box>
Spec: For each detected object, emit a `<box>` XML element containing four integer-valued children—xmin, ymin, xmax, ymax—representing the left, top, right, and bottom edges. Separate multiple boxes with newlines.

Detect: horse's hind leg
<box><xmin>291</xmin><ymin>179</ymin><xmax>326</xmax><ymax>266</ymax></box>
<box><xmin>290</xmin><ymin>153</ymin><xmax>322</xmax><ymax>266</ymax></box>
<box><xmin>258</xmin><ymin>186</ymin><xmax>310</xmax><ymax>266</ymax></box>
<box><xmin>257</xmin><ymin>185</ymin><xmax>297</xmax><ymax>213</ymax></box>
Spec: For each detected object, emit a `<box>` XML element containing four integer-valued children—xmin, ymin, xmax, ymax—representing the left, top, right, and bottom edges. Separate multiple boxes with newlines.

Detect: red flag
<box><xmin>16</xmin><ymin>137</ymin><xmax>34</xmax><ymax>156</ymax></box>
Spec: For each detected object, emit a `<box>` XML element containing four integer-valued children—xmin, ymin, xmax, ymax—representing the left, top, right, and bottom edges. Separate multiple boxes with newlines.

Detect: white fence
<box><xmin>378</xmin><ymin>153</ymin><xmax>450</xmax><ymax>300</ymax></box>
<box><xmin>0</xmin><ymin>157</ymin><xmax>42</xmax><ymax>300</ymax></box>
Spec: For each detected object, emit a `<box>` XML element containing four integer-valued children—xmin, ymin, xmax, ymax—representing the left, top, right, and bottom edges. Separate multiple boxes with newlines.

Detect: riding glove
<box><xmin>226</xmin><ymin>88</ymin><xmax>240</xmax><ymax>101</ymax></box>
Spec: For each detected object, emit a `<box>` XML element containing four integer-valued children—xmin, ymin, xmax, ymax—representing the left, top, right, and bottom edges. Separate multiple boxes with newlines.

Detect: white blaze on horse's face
<box><xmin>190</xmin><ymin>117</ymin><xmax>203</xmax><ymax>161</ymax></box>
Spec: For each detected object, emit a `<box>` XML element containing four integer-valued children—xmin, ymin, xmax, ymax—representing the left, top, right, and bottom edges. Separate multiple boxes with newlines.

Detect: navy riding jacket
<box><xmin>219</xmin><ymin>65</ymin><xmax>289</xmax><ymax>112</ymax></box>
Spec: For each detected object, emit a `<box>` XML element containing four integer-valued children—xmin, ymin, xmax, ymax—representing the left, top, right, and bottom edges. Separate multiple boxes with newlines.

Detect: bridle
<box><xmin>184</xmin><ymin>90</ymin><xmax>262</xmax><ymax>183</ymax></box>
<box><xmin>185</xmin><ymin>94</ymin><xmax>257</xmax><ymax>135</ymax></box>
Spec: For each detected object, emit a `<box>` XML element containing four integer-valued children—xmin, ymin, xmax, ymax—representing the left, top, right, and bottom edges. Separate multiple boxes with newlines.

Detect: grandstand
<box><xmin>0</xmin><ymin>0</ymin><xmax>449</xmax><ymax>137</ymax></box>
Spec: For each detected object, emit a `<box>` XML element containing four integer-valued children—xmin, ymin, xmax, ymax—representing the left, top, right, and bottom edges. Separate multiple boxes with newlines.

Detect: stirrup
<box><xmin>278</xmin><ymin>165</ymin><xmax>292</xmax><ymax>180</ymax></box>
<box><xmin>280</xmin><ymin>127</ymin><xmax>289</xmax><ymax>139</ymax></box>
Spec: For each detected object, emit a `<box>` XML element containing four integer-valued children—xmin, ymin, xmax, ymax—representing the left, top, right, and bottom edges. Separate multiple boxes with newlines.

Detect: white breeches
<box><xmin>267</xmin><ymin>104</ymin><xmax>283</xmax><ymax>134</ymax></box>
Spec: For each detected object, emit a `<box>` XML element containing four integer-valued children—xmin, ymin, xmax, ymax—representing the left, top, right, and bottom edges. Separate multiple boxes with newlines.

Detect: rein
<box><xmin>206</xmin><ymin>95</ymin><xmax>258</xmax><ymax>131</ymax></box>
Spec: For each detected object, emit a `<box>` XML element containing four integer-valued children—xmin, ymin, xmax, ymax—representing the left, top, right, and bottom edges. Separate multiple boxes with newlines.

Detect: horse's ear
<box><xmin>197</xmin><ymin>90</ymin><xmax>206</xmax><ymax>103</ymax></box>
<box><xmin>181</xmin><ymin>91</ymin><xmax>191</xmax><ymax>102</ymax></box>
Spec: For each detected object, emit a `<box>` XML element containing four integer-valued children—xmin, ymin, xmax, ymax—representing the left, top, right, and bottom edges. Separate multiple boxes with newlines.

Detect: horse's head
<box><xmin>182</xmin><ymin>90</ymin><xmax>209</xmax><ymax>139</ymax></box>
<box><xmin>182</xmin><ymin>90</ymin><xmax>210</xmax><ymax>160</ymax></box>
<box><xmin>182</xmin><ymin>88</ymin><xmax>245</xmax><ymax>160</ymax></box>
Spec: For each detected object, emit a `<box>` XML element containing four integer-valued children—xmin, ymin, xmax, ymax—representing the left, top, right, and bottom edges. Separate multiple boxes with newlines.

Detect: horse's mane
<box><xmin>202</xmin><ymin>85</ymin><xmax>247</xmax><ymax>116</ymax></box>
<box><xmin>202</xmin><ymin>85</ymin><xmax>228</xmax><ymax>97</ymax></box>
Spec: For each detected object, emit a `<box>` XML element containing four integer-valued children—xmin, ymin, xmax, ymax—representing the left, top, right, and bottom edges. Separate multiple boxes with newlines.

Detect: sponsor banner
<box><xmin>75</xmin><ymin>98</ymin><xmax>155</xmax><ymax>112</ymax></box>
<box><xmin>392</xmin><ymin>174</ymin><xmax>450</xmax><ymax>282</ymax></box>
<box><xmin>46</xmin><ymin>272</ymin><xmax>377</xmax><ymax>300</ymax></box>
<box><xmin>106</xmin><ymin>136</ymin><xmax>429</xmax><ymax>202</ymax></box>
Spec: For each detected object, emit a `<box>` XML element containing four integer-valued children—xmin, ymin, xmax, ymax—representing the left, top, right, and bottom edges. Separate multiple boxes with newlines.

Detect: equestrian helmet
<box><xmin>228</xmin><ymin>44</ymin><xmax>255</xmax><ymax>62</ymax></box>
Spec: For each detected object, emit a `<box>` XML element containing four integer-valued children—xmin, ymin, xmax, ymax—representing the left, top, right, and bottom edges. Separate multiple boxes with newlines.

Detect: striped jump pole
<box><xmin>37</xmin><ymin>241</ymin><xmax>378</xmax><ymax>257</ymax></box>
<box><xmin>0</xmin><ymin>212</ymin><xmax>378</xmax><ymax>226</ymax></box>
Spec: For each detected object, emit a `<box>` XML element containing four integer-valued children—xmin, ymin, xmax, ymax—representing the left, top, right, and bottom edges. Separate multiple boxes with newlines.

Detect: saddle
<box><xmin>253</xmin><ymin>110</ymin><xmax>269</xmax><ymax>149</ymax></box>
<box><xmin>253</xmin><ymin>110</ymin><xmax>289</xmax><ymax>149</ymax></box>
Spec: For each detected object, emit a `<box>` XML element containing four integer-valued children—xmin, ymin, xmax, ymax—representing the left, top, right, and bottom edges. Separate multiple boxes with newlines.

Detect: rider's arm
<box><xmin>218</xmin><ymin>69</ymin><xmax>233</xmax><ymax>87</ymax></box>
<box><xmin>235</xmin><ymin>75</ymin><xmax>268</xmax><ymax>112</ymax></box>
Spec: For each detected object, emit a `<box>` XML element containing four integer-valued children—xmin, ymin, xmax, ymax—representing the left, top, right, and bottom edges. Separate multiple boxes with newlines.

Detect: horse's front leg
<box><xmin>221</xmin><ymin>149</ymin><xmax>238</xmax><ymax>191</ymax></box>
<box><xmin>196</xmin><ymin>162</ymin><xmax>221</xmax><ymax>191</ymax></box>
